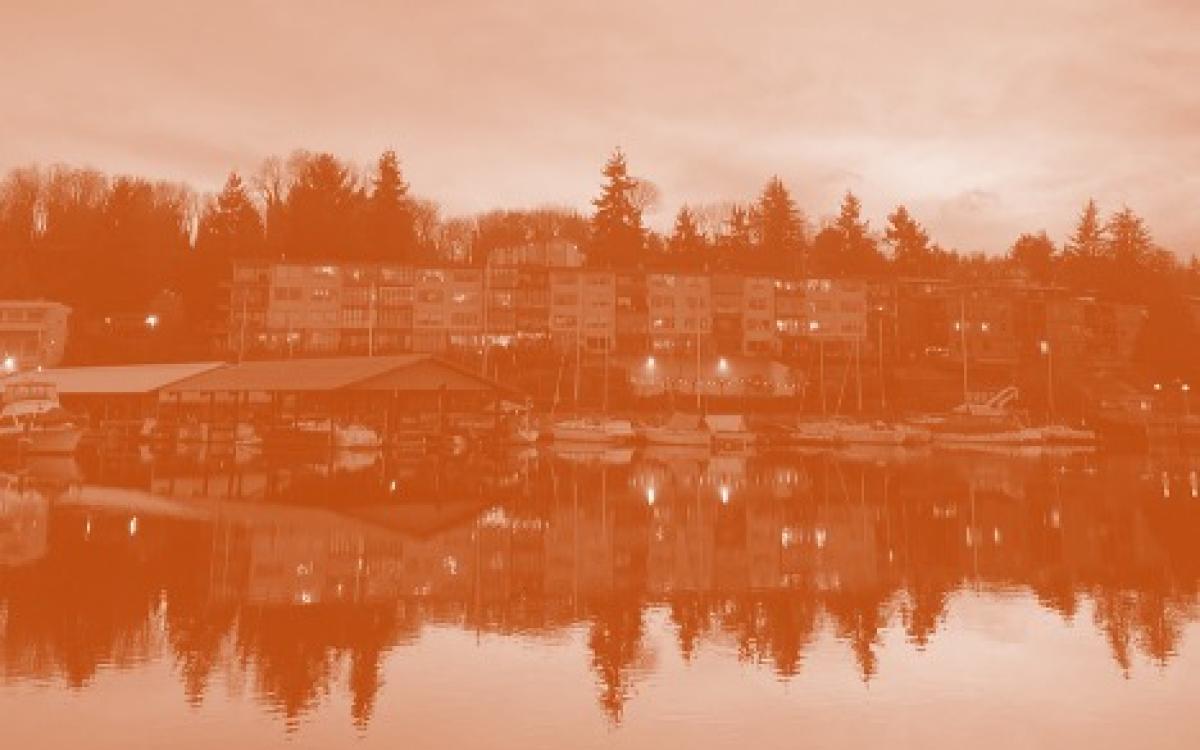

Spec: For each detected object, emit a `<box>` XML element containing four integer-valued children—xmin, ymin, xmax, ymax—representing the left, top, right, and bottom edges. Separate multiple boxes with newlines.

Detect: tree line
<box><xmin>1</xmin><ymin>147</ymin><xmax>1197</xmax><ymax>334</ymax></box>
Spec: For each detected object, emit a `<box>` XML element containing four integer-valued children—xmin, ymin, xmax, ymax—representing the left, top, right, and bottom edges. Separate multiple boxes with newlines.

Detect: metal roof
<box><xmin>161</xmin><ymin>355</ymin><xmax>509</xmax><ymax>394</ymax></box>
<box><xmin>2</xmin><ymin>362</ymin><xmax>226</xmax><ymax>395</ymax></box>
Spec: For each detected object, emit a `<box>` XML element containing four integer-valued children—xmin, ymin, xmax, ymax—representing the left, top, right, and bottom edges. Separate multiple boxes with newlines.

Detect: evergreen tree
<box><xmin>1064</xmin><ymin>199</ymin><xmax>1105</xmax><ymax>260</ymax></box>
<box><xmin>1008</xmin><ymin>231</ymin><xmax>1056</xmax><ymax>283</ymax></box>
<box><xmin>884</xmin><ymin>205</ymin><xmax>933</xmax><ymax>276</ymax></box>
<box><xmin>668</xmin><ymin>205</ymin><xmax>706</xmax><ymax>255</ymax></box>
<box><xmin>827</xmin><ymin>191</ymin><xmax>883</xmax><ymax>275</ymax></box>
<box><xmin>367</xmin><ymin>150</ymin><xmax>417</xmax><ymax>261</ymax></box>
<box><xmin>589</xmin><ymin>149</ymin><xmax>644</xmax><ymax>268</ymax></box>
<box><xmin>751</xmin><ymin>176</ymin><xmax>804</xmax><ymax>266</ymax></box>
<box><xmin>190</xmin><ymin>172</ymin><xmax>265</xmax><ymax>337</ymax></box>
<box><xmin>282</xmin><ymin>152</ymin><xmax>364</xmax><ymax>260</ymax></box>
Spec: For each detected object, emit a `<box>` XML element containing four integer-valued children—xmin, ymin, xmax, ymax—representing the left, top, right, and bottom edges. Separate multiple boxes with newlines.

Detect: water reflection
<box><xmin>2</xmin><ymin>447</ymin><xmax>1200</xmax><ymax>728</ymax></box>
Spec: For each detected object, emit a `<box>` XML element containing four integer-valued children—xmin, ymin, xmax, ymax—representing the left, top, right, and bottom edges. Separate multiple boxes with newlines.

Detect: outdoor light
<box><xmin>719</xmin><ymin>485</ymin><xmax>730</xmax><ymax>505</ymax></box>
<box><xmin>980</xmin><ymin>321</ymin><xmax>990</xmax><ymax>333</ymax></box>
<box><xmin>717</xmin><ymin>357</ymin><xmax>729</xmax><ymax>374</ymax></box>
<box><xmin>646</xmin><ymin>486</ymin><xmax>656</xmax><ymax>506</ymax></box>
<box><xmin>1183</xmin><ymin>383</ymin><xmax>1191</xmax><ymax>393</ymax></box>
<box><xmin>1153</xmin><ymin>383</ymin><xmax>1163</xmax><ymax>392</ymax></box>
<box><xmin>145</xmin><ymin>313</ymin><xmax>160</xmax><ymax>329</ymax></box>
<box><xmin>645</xmin><ymin>355</ymin><xmax>656</xmax><ymax>370</ymax></box>
<box><xmin>808</xmin><ymin>320</ymin><xmax>820</xmax><ymax>332</ymax></box>
<box><xmin>1</xmin><ymin>356</ymin><xmax>15</xmax><ymax>373</ymax></box>
<box><xmin>1039</xmin><ymin>340</ymin><xmax>1051</xmax><ymax>355</ymax></box>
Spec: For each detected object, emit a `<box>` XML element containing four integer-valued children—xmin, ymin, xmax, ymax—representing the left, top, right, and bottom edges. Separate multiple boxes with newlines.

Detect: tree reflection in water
<box><xmin>1</xmin><ymin>448</ymin><xmax>1199</xmax><ymax>725</ymax></box>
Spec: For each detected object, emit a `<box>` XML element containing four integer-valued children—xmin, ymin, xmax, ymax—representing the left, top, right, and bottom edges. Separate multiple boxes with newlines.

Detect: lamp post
<box><xmin>1039</xmin><ymin>339</ymin><xmax>1054</xmax><ymax>423</ymax></box>
<box><xmin>717</xmin><ymin>356</ymin><xmax>730</xmax><ymax>400</ymax></box>
<box><xmin>1183</xmin><ymin>383</ymin><xmax>1192</xmax><ymax>417</ymax></box>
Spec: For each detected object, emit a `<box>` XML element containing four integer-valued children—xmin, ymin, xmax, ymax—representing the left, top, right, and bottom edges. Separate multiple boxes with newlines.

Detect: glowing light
<box><xmin>980</xmin><ymin>321</ymin><xmax>991</xmax><ymax>333</ymax></box>
<box><xmin>645</xmin><ymin>486</ymin><xmax>656</xmax><ymax>506</ymax></box>
<box><xmin>144</xmin><ymin>314</ymin><xmax>159</xmax><ymax>329</ymax></box>
<box><xmin>645</xmin><ymin>355</ymin><xmax>656</xmax><ymax>370</ymax></box>
<box><xmin>719</xmin><ymin>485</ymin><xmax>730</xmax><ymax>505</ymax></box>
<box><xmin>1183</xmin><ymin>383</ymin><xmax>1192</xmax><ymax>393</ymax></box>
<box><xmin>1039</xmin><ymin>340</ymin><xmax>1050</xmax><ymax>355</ymax></box>
<box><xmin>717</xmin><ymin>357</ymin><xmax>729</xmax><ymax>374</ymax></box>
<box><xmin>2</xmin><ymin>356</ymin><xmax>16</xmax><ymax>373</ymax></box>
<box><xmin>128</xmin><ymin>516</ymin><xmax>138</xmax><ymax>536</ymax></box>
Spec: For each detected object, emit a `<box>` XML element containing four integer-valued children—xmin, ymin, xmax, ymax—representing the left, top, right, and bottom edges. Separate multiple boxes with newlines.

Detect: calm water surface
<box><xmin>2</xmin><ymin>447</ymin><xmax>1200</xmax><ymax>749</ymax></box>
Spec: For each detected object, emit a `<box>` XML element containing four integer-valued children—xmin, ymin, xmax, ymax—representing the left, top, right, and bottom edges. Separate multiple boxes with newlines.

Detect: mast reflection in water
<box><xmin>2</xmin><ymin>447</ymin><xmax>1200</xmax><ymax>747</ymax></box>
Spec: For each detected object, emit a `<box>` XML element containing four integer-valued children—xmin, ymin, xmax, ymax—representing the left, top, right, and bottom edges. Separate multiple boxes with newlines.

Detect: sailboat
<box><xmin>641</xmin><ymin>412</ymin><xmax>711</xmax><ymax>447</ymax></box>
<box><xmin>549</xmin><ymin>339</ymin><xmax>633</xmax><ymax>445</ymax></box>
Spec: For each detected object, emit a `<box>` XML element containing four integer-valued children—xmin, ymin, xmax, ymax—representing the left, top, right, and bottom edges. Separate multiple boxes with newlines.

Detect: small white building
<box><xmin>0</xmin><ymin>300</ymin><xmax>71</xmax><ymax>371</ymax></box>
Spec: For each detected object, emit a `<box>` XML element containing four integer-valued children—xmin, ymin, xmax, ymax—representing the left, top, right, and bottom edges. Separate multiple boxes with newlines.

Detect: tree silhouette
<box><xmin>884</xmin><ymin>205</ymin><xmax>933</xmax><ymax>276</ymax></box>
<box><xmin>589</xmin><ymin>149</ymin><xmax>644</xmax><ymax>268</ymax></box>
<box><xmin>751</xmin><ymin>176</ymin><xmax>804</xmax><ymax>268</ymax></box>
<box><xmin>367</xmin><ymin>150</ymin><xmax>417</xmax><ymax>261</ymax></box>
<box><xmin>1008</xmin><ymin>231</ymin><xmax>1056</xmax><ymax>284</ymax></box>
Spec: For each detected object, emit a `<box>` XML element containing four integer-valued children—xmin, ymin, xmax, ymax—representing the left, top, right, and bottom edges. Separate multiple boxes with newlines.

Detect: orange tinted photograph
<box><xmin>2</xmin><ymin>2</ymin><xmax>1199</xmax><ymax>748</ymax></box>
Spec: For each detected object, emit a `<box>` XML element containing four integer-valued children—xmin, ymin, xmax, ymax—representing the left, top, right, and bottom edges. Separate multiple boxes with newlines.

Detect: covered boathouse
<box><xmin>154</xmin><ymin>354</ymin><xmax>521</xmax><ymax>445</ymax></box>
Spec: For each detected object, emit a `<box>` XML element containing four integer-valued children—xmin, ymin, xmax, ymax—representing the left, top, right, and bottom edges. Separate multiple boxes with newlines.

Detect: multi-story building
<box><xmin>647</xmin><ymin>273</ymin><xmax>710</xmax><ymax>355</ymax></box>
<box><xmin>0</xmin><ymin>300</ymin><xmax>71</xmax><ymax>371</ymax></box>
<box><xmin>548</xmin><ymin>270</ymin><xmax>615</xmax><ymax>354</ymax></box>
<box><xmin>614</xmin><ymin>272</ymin><xmax>649</xmax><ymax>355</ymax></box>
<box><xmin>742</xmin><ymin>276</ymin><xmax>775</xmax><ymax>356</ymax></box>
<box><xmin>710</xmin><ymin>273</ymin><xmax>743</xmax><ymax>355</ymax></box>
<box><xmin>801</xmin><ymin>279</ymin><xmax>868</xmax><ymax>342</ymax></box>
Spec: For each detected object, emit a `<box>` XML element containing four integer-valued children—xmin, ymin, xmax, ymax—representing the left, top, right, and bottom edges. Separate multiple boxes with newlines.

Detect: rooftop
<box><xmin>3</xmin><ymin>362</ymin><xmax>225</xmax><ymax>395</ymax></box>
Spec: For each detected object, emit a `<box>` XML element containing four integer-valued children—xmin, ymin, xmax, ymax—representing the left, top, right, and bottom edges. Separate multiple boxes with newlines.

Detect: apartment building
<box><xmin>0</xmin><ymin>300</ymin><xmax>71</xmax><ymax>371</ymax></box>
<box><xmin>548</xmin><ymin>270</ymin><xmax>615</xmax><ymax>354</ymax></box>
<box><xmin>647</xmin><ymin>273</ymin><xmax>710</xmax><ymax>355</ymax></box>
<box><xmin>742</xmin><ymin>276</ymin><xmax>776</xmax><ymax>356</ymax></box>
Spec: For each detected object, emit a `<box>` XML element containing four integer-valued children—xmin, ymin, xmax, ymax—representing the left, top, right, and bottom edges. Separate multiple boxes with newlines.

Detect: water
<box><xmin>2</xmin><ymin>447</ymin><xmax>1200</xmax><ymax>749</ymax></box>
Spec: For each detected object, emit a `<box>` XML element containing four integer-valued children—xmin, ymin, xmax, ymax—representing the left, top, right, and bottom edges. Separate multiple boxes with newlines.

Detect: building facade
<box><xmin>0</xmin><ymin>300</ymin><xmax>71</xmax><ymax>371</ymax></box>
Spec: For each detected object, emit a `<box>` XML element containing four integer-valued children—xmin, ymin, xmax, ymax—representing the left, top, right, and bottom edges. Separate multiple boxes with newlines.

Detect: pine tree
<box><xmin>668</xmin><ymin>205</ymin><xmax>706</xmax><ymax>255</ymax></box>
<box><xmin>589</xmin><ymin>149</ymin><xmax>644</xmax><ymax>268</ymax></box>
<box><xmin>1064</xmin><ymin>199</ymin><xmax>1105</xmax><ymax>260</ymax></box>
<box><xmin>884</xmin><ymin>205</ymin><xmax>932</xmax><ymax>275</ymax></box>
<box><xmin>832</xmin><ymin>190</ymin><xmax>883</xmax><ymax>275</ymax></box>
<box><xmin>1008</xmin><ymin>231</ymin><xmax>1056</xmax><ymax>283</ymax></box>
<box><xmin>751</xmin><ymin>176</ymin><xmax>804</xmax><ymax>265</ymax></box>
<box><xmin>282</xmin><ymin>152</ymin><xmax>363</xmax><ymax>260</ymax></box>
<box><xmin>368</xmin><ymin>150</ymin><xmax>417</xmax><ymax>261</ymax></box>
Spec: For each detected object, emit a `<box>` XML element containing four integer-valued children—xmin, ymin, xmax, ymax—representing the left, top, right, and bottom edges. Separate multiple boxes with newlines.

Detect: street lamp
<box><xmin>1183</xmin><ymin>383</ymin><xmax>1192</xmax><ymax>417</ymax></box>
<box><xmin>1039</xmin><ymin>340</ymin><xmax>1054</xmax><ymax>423</ymax></box>
<box><xmin>144</xmin><ymin>314</ymin><xmax>159</xmax><ymax>330</ymax></box>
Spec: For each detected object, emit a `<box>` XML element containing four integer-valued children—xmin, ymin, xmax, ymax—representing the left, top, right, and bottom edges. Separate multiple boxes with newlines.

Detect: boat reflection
<box><xmin>1</xmin><ymin>448</ymin><xmax>1199</xmax><ymax>727</ymax></box>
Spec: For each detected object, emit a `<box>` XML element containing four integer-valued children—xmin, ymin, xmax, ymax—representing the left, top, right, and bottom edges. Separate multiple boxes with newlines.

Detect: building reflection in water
<box><xmin>1</xmin><ymin>446</ymin><xmax>1199</xmax><ymax>726</ymax></box>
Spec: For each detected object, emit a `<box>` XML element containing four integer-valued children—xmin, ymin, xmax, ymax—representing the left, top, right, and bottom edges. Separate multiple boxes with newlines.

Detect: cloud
<box><xmin>2</xmin><ymin>0</ymin><xmax>1196</xmax><ymax>255</ymax></box>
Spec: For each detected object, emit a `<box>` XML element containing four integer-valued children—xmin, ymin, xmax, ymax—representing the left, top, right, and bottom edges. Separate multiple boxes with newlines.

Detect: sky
<box><xmin>3</xmin><ymin>0</ymin><xmax>1198</xmax><ymax>255</ymax></box>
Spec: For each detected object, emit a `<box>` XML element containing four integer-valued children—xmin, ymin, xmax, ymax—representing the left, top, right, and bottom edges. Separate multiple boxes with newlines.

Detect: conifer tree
<box><xmin>751</xmin><ymin>176</ymin><xmax>804</xmax><ymax>263</ymax></box>
<box><xmin>884</xmin><ymin>205</ymin><xmax>932</xmax><ymax>276</ymax></box>
<box><xmin>668</xmin><ymin>205</ymin><xmax>706</xmax><ymax>255</ymax></box>
<box><xmin>368</xmin><ymin>150</ymin><xmax>417</xmax><ymax>261</ymax></box>
<box><xmin>589</xmin><ymin>149</ymin><xmax>644</xmax><ymax>268</ymax></box>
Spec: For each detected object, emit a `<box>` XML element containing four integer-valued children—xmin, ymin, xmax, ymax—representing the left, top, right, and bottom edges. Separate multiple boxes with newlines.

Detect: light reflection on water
<box><xmin>2</xmin><ymin>447</ymin><xmax>1200</xmax><ymax>748</ymax></box>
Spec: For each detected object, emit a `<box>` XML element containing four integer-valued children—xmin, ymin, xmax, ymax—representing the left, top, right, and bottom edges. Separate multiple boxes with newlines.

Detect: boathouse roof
<box><xmin>159</xmin><ymin>354</ymin><xmax>514</xmax><ymax>395</ymax></box>
<box><xmin>2</xmin><ymin>362</ymin><xmax>225</xmax><ymax>395</ymax></box>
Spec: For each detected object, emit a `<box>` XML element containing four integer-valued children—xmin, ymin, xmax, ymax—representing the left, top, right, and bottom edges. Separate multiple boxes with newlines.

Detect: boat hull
<box><xmin>0</xmin><ymin>426</ymin><xmax>84</xmax><ymax>455</ymax></box>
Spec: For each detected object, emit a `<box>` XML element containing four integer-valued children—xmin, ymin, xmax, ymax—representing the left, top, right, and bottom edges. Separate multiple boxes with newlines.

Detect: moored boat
<box><xmin>0</xmin><ymin>381</ymin><xmax>85</xmax><ymax>456</ymax></box>
<box><xmin>641</xmin><ymin>413</ymin><xmax>711</xmax><ymax>448</ymax></box>
<box><xmin>550</xmin><ymin>417</ymin><xmax>635</xmax><ymax>445</ymax></box>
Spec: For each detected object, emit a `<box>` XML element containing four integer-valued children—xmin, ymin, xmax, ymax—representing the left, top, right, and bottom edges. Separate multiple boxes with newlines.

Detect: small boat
<box><xmin>641</xmin><ymin>413</ymin><xmax>711</xmax><ymax>448</ymax></box>
<box><xmin>550</xmin><ymin>417</ymin><xmax>635</xmax><ymax>445</ymax></box>
<box><xmin>270</xmin><ymin>419</ymin><xmax>383</xmax><ymax>451</ymax></box>
<box><xmin>704</xmin><ymin>415</ymin><xmax>756</xmax><ymax>454</ymax></box>
<box><xmin>921</xmin><ymin>403</ymin><xmax>1043</xmax><ymax>446</ymax></box>
<box><xmin>786</xmin><ymin>420</ymin><xmax>843</xmax><ymax>446</ymax></box>
<box><xmin>1038</xmin><ymin>424</ymin><xmax>1099</xmax><ymax>445</ymax></box>
<box><xmin>0</xmin><ymin>381</ymin><xmax>85</xmax><ymax>455</ymax></box>
<box><xmin>832</xmin><ymin>419</ymin><xmax>931</xmax><ymax>446</ymax></box>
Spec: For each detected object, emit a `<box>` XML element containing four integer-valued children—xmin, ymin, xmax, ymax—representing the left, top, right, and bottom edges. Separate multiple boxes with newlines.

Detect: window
<box><xmin>553</xmin><ymin>293</ymin><xmax>579</xmax><ymax>307</ymax></box>
<box><xmin>450</xmin><ymin>312</ymin><xmax>479</xmax><ymax>327</ymax></box>
<box><xmin>417</xmin><ymin>289</ymin><xmax>444</xmax><ymax>304</ymax></box>
<box><xmin>551</xmin><ymin>315</ymin><xmax>577</xmax><ymax>329</ymax></box>
<box><xmin>311</xmin><ymin>287</ymin><xmax>334</xmax><ymax>302</ymax></box>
